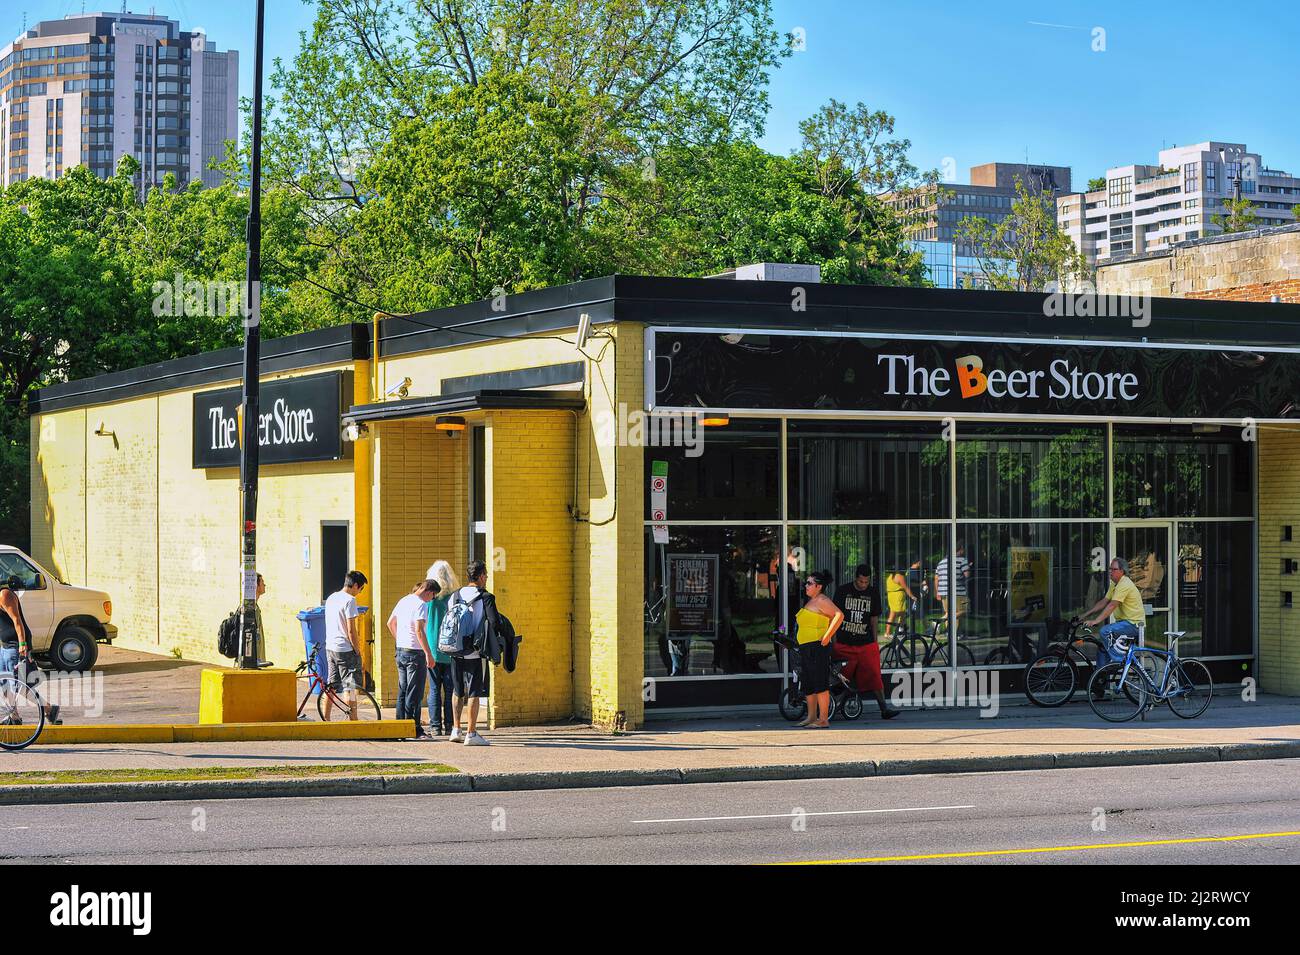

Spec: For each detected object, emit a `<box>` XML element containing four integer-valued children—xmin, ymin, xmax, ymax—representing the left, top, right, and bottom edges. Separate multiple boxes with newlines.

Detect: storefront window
<box><xmin>1114</xmin><ymin>425</ymin><xmax>1252</xmax><ymax>518</ymax></box>
<box><xmin>787</xmin><ymin>420</ymin><xmax>949</xmax><ymax>520</ymax></box>
<box><xmin>643</xmin><ymin>525</ymin><xmax>783</xmax><ymax>678</ymax></box>
<box><xmin>957</xmin><ymin>424</ymin><xmax>1105</xmax><ymax>519</ymax></box>
<box><xmin>789</xmin><ymin>523</ymin><xmax>949</xmax><ymax>667</ymax></box>
<box><xmin>1173</xmin><ymin>521</ymin><xmax>1253</xmax><ymax>658</ymax></box>
<box><xmin>644</xmin><ymin>419</ymin><xmax>779</xmax><ymax>521</ymax></box>
<box><xmin>959</xmin><ymin>522</ymin><xmax>1108</xmax><ymax>666</ymax></box>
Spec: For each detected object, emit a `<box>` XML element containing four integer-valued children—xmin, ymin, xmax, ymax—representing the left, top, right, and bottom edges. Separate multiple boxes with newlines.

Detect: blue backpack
<box><xmin>437</xmin><ymin>590</ymin><xmax>482</xmax><ymax>657</ymax></box>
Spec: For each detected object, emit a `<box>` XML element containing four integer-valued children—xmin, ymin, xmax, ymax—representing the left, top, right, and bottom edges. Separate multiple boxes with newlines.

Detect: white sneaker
<box><xmin>448</xmin><ymin>727</ymin><xmax>462</xmax><ymax>742</ymax></box>
<box><xmin>463</xmin><ymin>732</ymin><xmax>489</xmax><ymax>746</ymax></box>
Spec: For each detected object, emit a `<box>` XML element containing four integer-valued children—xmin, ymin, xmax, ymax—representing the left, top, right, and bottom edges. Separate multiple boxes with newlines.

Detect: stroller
<box><xmin>774</xmin><ymin>632</ymin><xmax>865</xmax><ymax>721</ymax></box>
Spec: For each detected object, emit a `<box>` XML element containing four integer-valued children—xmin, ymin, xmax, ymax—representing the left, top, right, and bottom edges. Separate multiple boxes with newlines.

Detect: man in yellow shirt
<box><xmin>1084</xmin><ymin>557</ymin><xmax>1145</xmax><ymax>662</ymax></box>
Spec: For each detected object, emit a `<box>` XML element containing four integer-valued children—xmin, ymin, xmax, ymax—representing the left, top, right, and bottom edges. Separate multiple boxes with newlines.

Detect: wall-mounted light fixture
<box><xmin>385</xmin><ymin>377</ymin><xmax>413</xmax><ymax>400</ymax></box>
<box><xmin>434</xmin><ymin>415</ymin><xmax>467</xmax><ymax>437</ymax></box>
<box><xmin>93</xmin><ymin>420</ymin><xmax>115</xmax><ymax>438</ymax></box>
<box><xmin>342</xmin><ymin>421</ymin><xmax>369</xmax><ymax>443</ymax></box>
<box><xmin>700</xmin><ymin>412</ymin><xmax>730</xmax><ymax>427</ymax></box>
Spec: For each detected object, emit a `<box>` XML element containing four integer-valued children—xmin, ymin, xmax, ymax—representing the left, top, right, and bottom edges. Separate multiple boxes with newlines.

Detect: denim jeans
<box><xmin>1099</xmin><ymin>621</ymin><xmax>1140</xmax><ymax>663</ymax></box>
<box><xmin>427</xmin><ymin>662</ymin><xmax>453</xmax><ymax>733</ymax></box>
<box><xmin>0</xmin><ymin>645</ymin><xmax>17</xmax><ymax>674</ymax></box>
<box><xmin>394</xmin><ymin>648</ymin><xmax>427</xmax><ymax>733</ymax></box>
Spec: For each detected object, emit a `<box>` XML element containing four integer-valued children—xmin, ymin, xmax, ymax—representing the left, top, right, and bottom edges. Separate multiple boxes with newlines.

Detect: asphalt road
<box><xmin>2</xmin><ymin>760</ymin><xmax>1298</xmax><ymax>865</ymax></box>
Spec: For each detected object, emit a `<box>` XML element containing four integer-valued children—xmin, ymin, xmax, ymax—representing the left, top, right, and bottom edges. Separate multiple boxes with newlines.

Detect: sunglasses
<box><xmin>804</xmin><ymin>580</ymin><xmax>819</xmax><ymax>588</ymax></box>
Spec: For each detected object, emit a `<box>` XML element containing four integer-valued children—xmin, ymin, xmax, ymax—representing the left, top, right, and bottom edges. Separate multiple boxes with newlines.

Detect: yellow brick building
<box><xmin>28</xmin><ymin>275</ymin><xmax>1300</xmax><ymax>727</ymax></box>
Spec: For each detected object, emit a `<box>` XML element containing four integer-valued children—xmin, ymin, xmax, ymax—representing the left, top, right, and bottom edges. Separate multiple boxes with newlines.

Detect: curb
<box><xmin>4</xmin><ymin>721</ymin><xmax>419</xmax><ymax>745</ymax></box>
<box><xmin>5</xmin><ymin>740</ymin><xmax>1298</xmax><ymax>806</ymax></box>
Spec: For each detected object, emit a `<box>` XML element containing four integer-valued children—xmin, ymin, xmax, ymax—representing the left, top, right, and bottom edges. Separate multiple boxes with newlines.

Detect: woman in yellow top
<box><xmin>795</xmin><ymin>569</ymin><xmax>845</xmax><ymax>728</ymax></box>
<box><xmin>885</xmin><ymin>562</ymin><xmax>918</xmax><ymax>637</ymax></box>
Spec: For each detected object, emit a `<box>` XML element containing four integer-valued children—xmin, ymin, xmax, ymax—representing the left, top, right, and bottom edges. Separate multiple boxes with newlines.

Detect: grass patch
<box><xmin>0</xmin><ymin>762</ymin><xmax>460</xmax><ymax>787</ymax></box>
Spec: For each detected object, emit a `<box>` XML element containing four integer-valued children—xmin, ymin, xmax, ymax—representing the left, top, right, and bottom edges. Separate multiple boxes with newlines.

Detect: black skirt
<box><xmin>799</xmin><ymin>640</ymin><xmax>832</xmax><ymax>694</ymax></box>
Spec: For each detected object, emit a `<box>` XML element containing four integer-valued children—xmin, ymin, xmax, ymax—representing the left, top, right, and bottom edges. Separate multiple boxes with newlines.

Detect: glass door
<box><xmin>1113</xmin><ymin>522</ymin><xmax>1174</xmax><ymax>649</ymax></box>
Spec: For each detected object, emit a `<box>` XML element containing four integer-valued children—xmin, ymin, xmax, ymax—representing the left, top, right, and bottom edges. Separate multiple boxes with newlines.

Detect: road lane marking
<box><xmin>634</xmin><ymin>805</ymin><xmax>975</xmax><ymax>824</ymax></box>
<box><xmin>774</xmin><ymin>830</ymin><xmax>1300</xmax><ymax>864</ymax></box>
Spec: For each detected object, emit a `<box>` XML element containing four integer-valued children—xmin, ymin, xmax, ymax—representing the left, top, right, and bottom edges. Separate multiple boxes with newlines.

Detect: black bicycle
<box><xmin>920</xmin><ymin>618</ymin><xmax>977</xmax><ymax>667</ymax></box>
<box><xmin>1022</xmin><ymin>617</ymin><xmax>1109</xmax><ymax>707</ymax></box>
<box><xmin>879</xmin><ymin>618</ymin><xmax>926</xmax><ymax>669</ymax></box>
<box><xmin>774</xmin><ymin>633</ymin><xmax>863</xmax><ymax>722</ymax></box>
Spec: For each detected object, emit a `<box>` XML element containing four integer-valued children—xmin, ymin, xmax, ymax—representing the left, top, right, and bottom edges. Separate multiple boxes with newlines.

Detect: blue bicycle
<box><xmin>1086</xmin><ymin>630</ymin><xmax>1213</xmax><ymax>722</ymax></box>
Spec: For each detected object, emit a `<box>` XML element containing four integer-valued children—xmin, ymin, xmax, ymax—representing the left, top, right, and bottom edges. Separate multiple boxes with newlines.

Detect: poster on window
<box><xmin>667</xmin><ymin>554</ymin><xmax>718</xmax><ymax>637</ymax></box>
<box><xmin>1008</xmin><ymin>547</ymin><xmax>1051</xmax><ymax>626</ymax></box>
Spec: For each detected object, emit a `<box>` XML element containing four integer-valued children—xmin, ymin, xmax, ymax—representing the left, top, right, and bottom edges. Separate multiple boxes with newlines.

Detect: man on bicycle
<box><xmin>1083</xmin><ymin>557</ymin><xmax>1144</xmax><ymax>663</ymax></box>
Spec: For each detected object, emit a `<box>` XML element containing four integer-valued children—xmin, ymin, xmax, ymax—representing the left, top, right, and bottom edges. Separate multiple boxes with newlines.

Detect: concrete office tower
<box><xmin>883</xmin><ymin>162</ymin><xmax>1073</xmax><ymax>288</ymax></box>
<box><xmin>1058</xmin><ymin>141</ymin><xmax>1300</xmax><ymax>267</ymax></box>
<box><xmin>0</xmin><ymin>11</ymin><xmax>239</xmax><ymax>190</ymax></box>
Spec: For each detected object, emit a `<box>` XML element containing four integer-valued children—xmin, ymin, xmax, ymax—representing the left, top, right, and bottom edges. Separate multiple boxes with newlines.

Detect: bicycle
<box><xmin>1087</xmin><ymin>630</ymin><xmax>1213</xmax><ymax>723</ymax></box>
<box><xmin>774</xmin><ymin>633</ymin><xmax>862</xmax><ymax>722</ymax></box>
<box><xmin>296</xmin><ymin>648</ymin><xmax>382</xmax><ymax>722</ymax></box>
<box><xmin>1023</xmin><ymin>617</ymin><xmax>1108</xmax><ymax>707</ymax></box>
<box><xmin>919</xmin><ymin>618</ymin><xmax>976</xmax><ymax>667</ymax></box>
<box><xmin>879</xmin><ymin>617</ymin><xmax>926</xmax><ymax>669</ymax></box>
<box><xmin>0</xmin><ymin>670</ymin><xmax>47</xmax><ymax>751</ymax></box>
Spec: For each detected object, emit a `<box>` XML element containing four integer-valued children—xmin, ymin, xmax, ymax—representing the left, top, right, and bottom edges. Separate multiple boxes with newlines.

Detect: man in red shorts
<box><xmin>832</xmin><ymin>564</ymin><xmax>900</xmax><ymax>720</ymax></box>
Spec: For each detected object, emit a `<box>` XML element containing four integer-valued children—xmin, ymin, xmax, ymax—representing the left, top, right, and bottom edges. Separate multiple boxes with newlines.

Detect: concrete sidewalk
<box><xmin>6</xmin><ymin>693</ymin><xmax>1298</xmax><ymax>784</ymax></box>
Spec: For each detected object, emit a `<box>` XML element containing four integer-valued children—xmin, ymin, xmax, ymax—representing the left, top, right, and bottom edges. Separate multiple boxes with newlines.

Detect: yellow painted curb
<box><xmin>19</xmin><ymin>720</ymin><xmax>417</xmax><ymax>745</ymax></box>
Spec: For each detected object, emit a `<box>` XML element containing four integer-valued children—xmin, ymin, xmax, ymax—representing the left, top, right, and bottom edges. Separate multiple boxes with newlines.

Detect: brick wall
<box><xmin>1258</xmin><ymin>425</ymin><xmax>1300</xmax><ymax>695</ymax></box>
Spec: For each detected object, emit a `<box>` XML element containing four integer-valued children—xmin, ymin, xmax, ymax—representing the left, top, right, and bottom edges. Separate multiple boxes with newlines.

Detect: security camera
<box><xmin>386</xmin><ymin>377</ymin><xmax>412</xmax><ymax>399</ymax></box>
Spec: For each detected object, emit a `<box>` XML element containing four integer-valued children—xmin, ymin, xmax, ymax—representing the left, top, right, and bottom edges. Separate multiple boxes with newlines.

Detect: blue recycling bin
<box><xmin>297</xmin><ymin>607</ymin><xmax>327</xmax><ymax>694</ymax></box>
<box><xmin>297</xmin><ymin>605</ymin><xmax>369</xmax><ymax>694</ymax></box>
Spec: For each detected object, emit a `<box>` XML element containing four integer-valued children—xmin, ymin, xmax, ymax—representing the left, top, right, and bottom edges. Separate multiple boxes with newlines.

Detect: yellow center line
<box><xmin>771</xmin><ymin>830</ymin><xmax>1300</xmax><ymax>865</ymax></box>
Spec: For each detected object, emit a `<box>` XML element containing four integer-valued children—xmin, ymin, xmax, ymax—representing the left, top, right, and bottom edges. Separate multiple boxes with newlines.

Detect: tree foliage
<box><xmin>1211</xmin><ymin>196</ymin><xmax>1260</xmax><ymax>235</ymax></box>
<box><xmin>955</xmin><ymin>177</ymin><xmax>1090</xmax><ymax>292</ymax></box>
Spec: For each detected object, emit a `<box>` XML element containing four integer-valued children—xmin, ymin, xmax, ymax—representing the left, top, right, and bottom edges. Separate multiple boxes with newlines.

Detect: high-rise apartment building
<box><xmin>884</xmin><ymin>162</ymin><xmax>1073</xmax><ymax>287</ymax></box>
<box><xmin>1058</xmin><ymin>141</ymin><xmax>1300</xmax><ymax>266</ymax></box>
<box><xmin>1</xmin><ymin>11</ymin><xmax>238</xmax><ymax>190</ymax></box>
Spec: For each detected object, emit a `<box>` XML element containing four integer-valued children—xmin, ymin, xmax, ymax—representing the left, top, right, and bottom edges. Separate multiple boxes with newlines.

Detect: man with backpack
<box><xmin>449</xmin><ymin>560</ymin><xmax>492</xmax><ymax>746</ymax></box>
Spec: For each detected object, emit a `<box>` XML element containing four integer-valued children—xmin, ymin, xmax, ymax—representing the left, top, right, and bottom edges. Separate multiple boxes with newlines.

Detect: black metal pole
<box><xmin>238</xmin><ymin>0</ymin><xmax>266</xmax><ymax>670</ymax></box>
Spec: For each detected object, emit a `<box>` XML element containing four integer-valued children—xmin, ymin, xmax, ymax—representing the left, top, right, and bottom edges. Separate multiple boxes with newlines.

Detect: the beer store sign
<box><xmin>193</xmin><ymin>372</ymin><xmax>345</xmax><ymax>468</ymax></box>
<box><xmin>650</xmin><ymin>330</ymin><xmax>1300</xmax><ymax>420</ymax></box>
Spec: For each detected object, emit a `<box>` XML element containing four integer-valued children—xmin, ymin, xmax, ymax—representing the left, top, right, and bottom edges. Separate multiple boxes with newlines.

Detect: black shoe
<box><xmin>256</xmin><ymin>660</ymin><xmax>275</xmax><ymax>669</ymax></box>
<box><xmin>879</xmin><ymin>706</ymin><xmax>901</xmax><ymax>720</ymax></box>
<box><xmin>47</xmin><ymin>705</ymin><xmax>62</xmax><ymax>725</ymax></box>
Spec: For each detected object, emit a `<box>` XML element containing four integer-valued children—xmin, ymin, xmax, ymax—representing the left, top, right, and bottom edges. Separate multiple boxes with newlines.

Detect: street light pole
<box><xmin>238</xmin><ymin>0</ymin><xmax>267</xmax><ymax>670</ymax></box>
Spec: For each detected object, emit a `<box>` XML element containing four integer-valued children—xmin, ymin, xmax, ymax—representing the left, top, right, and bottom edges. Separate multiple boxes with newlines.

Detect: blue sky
<box><xmin>11</xmin><ymin>0</ymin><xmax>1300</xmax><ymax>184</ymax></box>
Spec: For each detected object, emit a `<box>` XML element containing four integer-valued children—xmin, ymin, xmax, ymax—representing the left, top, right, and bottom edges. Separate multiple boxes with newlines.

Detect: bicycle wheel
<box><xmin>1166</xmin><ymin>659</ymin><xmax>1213</xmax><ymax>719</ymax></box>
<box><xmin>1024</xmin><ymin>652</ymin><xmax>1077</xmax><ymax>707</ymax></box>
<box><xmin>984</xmin><ymin>647</ymin><xmax>1010</xmax><ymax>666</ymax></box>
<box><xmin>0</xmin><ymin>677</ymin><xmax>46</xmax><ymax>751</ymax></box>
<box><xmin>318</xmin><ymin>686</ymin><xmax>382</xmax><ymax>722</ymax></box>
<box><xmin>841</xmin><ymin>694</ymin><xmax>864</xmax><ymax>720</ymax></box>
<box><xmin>1088</xmin><ymin>662</ymin><xmax>1147</xmax><ymax>723</ymax></box>
<box><xmin>955</xmin><ymin>644</ymin><xmax>976</xmax><ymax>667</ymax></box>
<box><xmin>779</xmin><ymin>686</ymin><xmax>807</xmax><ymax>722</ymax></box>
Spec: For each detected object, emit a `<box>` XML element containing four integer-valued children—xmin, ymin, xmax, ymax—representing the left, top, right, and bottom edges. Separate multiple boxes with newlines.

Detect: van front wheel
<box><xmin>50</xmin><ymin>625</ymin><xmax>98</xmax><ymax>672</ymax></box>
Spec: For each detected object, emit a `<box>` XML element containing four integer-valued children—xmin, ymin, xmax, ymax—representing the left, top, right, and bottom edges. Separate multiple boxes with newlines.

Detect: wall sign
<box><xmin>193</xmin><ymin>371</ymin><xmax>347</xmax><ymax>468</ymax></box>
<box><xmin>650</xmin><ymin>330</ymin><xmax>1300</xmax><ymax>420</ymax></box>
<box><xmin>667</xmin><ymin>554</ymin><xmax>718</xmax><ymax>638</ymax></box>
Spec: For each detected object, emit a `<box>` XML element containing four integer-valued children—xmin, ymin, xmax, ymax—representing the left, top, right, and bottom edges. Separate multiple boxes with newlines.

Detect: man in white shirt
<box><xmin>934</xmin><ymin>543</ymin><xmax>972</xmax><ymax>632</ymax></box>
<box><xmin>388</xmin><ymin>579</ymin><xmax>439</xmax><ymax>740</ymax></box>
<box><xmin>322</xmin><ymin>571</ymin><xmax>367</xmax><ymax>720</ymax></box>
<box><xmin>452</xmin><ymin>560</ymin><xmax>492</xmax><ymax>746</ymax></box>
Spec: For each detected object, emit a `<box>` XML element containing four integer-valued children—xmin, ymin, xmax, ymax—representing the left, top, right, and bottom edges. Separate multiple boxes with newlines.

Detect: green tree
<box><xmin>1212</xmin><ymin>196</ymin><xmax>1260</xmax><ymax>234</ymax></box>
<box><xmin>1087</xmin><ymin>176</ymin><xmax>1107</xmax><ymax>192</ymax></box>
<box><xmin>955</xmin><ymin>177</ymin><xmax>1090</xmax><ymax>292</ymax></box>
